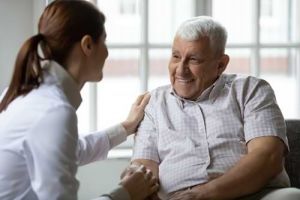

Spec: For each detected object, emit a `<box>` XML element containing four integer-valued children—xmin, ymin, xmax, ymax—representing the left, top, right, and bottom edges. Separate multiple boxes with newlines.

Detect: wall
<box><xmin>0</xmin><ymin>0</ymin><xmax>34</xmax><ymax>93</ymax></box>
<box><xmin>77</xmin><ymin>159</ymin><xmax>130</xmax><ymax>199</ymax></box>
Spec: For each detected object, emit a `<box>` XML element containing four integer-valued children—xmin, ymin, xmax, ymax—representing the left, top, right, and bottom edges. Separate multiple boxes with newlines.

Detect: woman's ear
<box><xmin>80</xmin><ymin>35</ymin><xmax>93</xmax><ymax>56</ymax></box>
<box><xmin>217</xmin><ymin>54</ymin><xmax>230</xmax><ymax>75</ymax></box>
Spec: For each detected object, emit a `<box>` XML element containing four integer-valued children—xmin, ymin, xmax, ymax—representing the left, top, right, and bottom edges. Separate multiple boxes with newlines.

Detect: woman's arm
<box><xmin>76</xmin><ymin>93</ymin><xmax>150</xmax><ymax>166</ymax></box>
<box><xmin>24</xmin><ymin>104</ymin><xmax>79</xmax><ymax>200</ymax></box>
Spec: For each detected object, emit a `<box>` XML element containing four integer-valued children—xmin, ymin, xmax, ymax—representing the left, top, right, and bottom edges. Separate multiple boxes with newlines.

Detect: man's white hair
<box><xmin>176</xmin><ymin>16</ymin><xmax>227</xmax><ymax>56</ymax></box>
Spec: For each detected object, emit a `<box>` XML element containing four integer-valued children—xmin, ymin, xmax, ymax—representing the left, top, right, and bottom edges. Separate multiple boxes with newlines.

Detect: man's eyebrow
<box><xmin>186</xmin><ymin>52</ymin><xmax>201</xmax><ymax>58</ymax></box>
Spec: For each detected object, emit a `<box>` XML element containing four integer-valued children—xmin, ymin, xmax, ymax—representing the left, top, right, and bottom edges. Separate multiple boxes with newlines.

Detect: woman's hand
<box><xmin>120</xmin><ymin>165</ymin><xmax>159</xmax><ymax>200</ymax></box>
<box><xmin>121</xmin><ymin>92</ymin><xmax>151</xmax><ymax>135</ymax></box>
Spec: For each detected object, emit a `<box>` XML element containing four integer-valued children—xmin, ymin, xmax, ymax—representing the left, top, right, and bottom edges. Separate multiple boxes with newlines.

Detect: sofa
<box><xmin>285</xmin><ymin>119</ymin><xmax>300</xmax><ymax>188</ymax></box>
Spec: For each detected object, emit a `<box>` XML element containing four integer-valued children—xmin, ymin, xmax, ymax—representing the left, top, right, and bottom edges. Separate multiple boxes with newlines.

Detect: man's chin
<box><xmin>175</xmin><ymin>90</ymin><xmax>195</xmax><ymax>100</ymax></box>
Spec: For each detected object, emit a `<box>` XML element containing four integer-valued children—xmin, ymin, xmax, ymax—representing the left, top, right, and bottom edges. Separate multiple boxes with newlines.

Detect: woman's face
<box><xmin>87</xmin><ymin>30</ymin><xmax>108</xmax><ymax>82</ymax></box>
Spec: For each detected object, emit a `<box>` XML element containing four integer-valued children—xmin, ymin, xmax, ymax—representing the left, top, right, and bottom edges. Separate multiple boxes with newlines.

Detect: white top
<box><xmin>132</xmin><ymin>74</ymin><xmax>290</xmax><ymax>197</ymax></box>
<box><xmin>0</xmin><ymin>61</ymin><xmax>130</xmax><ymax>200</ymax></box>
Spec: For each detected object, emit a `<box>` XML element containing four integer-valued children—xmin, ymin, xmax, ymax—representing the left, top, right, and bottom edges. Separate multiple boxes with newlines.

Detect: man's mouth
<box><xmin>176</xmin><ymin>78</ymin><xmax>194</xmax><ymax>84</ymax></box>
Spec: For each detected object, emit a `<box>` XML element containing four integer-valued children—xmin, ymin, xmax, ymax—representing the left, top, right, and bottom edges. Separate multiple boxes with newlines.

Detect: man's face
<box><xmin>168</xmin><ymin>36</ymin><xmax>226</xmax><ymax>100</ymax></box>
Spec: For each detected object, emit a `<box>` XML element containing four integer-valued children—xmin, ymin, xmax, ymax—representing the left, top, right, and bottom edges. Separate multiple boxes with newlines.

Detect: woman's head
<box><xmin>39</xmin><ymin>0</ymin><xmax>106</xmax><ymax>64</ymax></box>
<box><xmin>0</xmin><ymin>0</ymin><xmax>107</xmax><ymax>112</ymax></box>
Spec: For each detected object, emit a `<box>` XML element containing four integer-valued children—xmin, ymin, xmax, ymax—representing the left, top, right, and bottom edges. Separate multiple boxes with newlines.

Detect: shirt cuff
<box><xmin>107</xmin><ymin>124</ymin><xmax>127</xmax><ymax>148</ymax></box>
<box><xmin>100</xmin><ymin>185</ymin><xmax>131</xmax><ymax>200</ymax></box>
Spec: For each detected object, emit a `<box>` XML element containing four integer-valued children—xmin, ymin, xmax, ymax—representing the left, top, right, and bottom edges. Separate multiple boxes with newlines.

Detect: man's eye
<box><xmin>189</xmin><ymin>58</ymin><xmax>199</xmax><ymax>63</ymax></box>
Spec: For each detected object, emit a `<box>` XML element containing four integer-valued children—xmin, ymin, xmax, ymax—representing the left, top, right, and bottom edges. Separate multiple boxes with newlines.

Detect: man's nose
<box><xmin>176</xmin><ymin>60</ymin><xmax>190</xmax><ymax>75</ymax></box>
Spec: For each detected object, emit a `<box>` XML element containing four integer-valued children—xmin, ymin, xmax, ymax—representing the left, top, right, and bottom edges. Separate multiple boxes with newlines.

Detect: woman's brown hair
<box><xmin>0</xmin><ymin>0</ymin><xmax>105</xmax><ymax>112</ymax></box>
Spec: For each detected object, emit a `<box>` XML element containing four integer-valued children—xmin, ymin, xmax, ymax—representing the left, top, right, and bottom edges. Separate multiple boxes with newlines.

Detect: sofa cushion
<box><xmin>285</xmin><ymin>120</ymin><xmax>300</xmax><ymax>188</ymax></box>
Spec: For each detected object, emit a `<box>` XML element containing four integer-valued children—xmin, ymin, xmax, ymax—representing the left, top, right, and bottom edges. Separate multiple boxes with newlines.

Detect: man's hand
<box><xmin>167</xmin><ymin>189</ymin><xmax>199</xmax><ymax>200</ymax></box>
<box><xmin>145</xmin><ymin>193</ymin><xmax>161</xmax><ymax>200</ymax></box>
<box><xmin>122</xmin><ymin>161</ymin><xmax>161</xmax><ymax>200</ymax></box>
<box><xmin>173</xmin><ymin>136</ymin><xmax>285</xmax><ymax>200</ymax></box>
<box><xmin>120</xmin><ymin>164</ymin><xmax>140</xmax><ymax>179</ymax></box>
<box><xmin>166</xmin><ymin>184</ymin><xmax>213</xmax><ymax>200</ymax></box>
<box><xmin>120</xmin><ymin>165</ymin><xmax>159</xmax><ymax>200</ymax></box>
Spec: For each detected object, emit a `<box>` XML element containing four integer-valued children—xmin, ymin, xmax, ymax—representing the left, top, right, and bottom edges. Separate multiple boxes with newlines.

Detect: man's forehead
<box><xmin>174</xmin><ymin>35</ymin><xmax>209</xmax><ymax>42</ymax></box>
<box><xmin>172</xmin><ymin>36</ymin><xmax>210</xmax><ymax>52</ymax></box>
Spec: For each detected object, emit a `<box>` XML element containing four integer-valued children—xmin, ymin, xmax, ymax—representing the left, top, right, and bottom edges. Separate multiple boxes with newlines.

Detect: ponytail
<box><xmin>0</xmin><ymin>0</ymin><xmax>106</xmax><ymax>113</ymax></box>
<box><xmin>0</xmin><ymin>34</ymin><xmax>44</xmax><ymax>112</ymax></box>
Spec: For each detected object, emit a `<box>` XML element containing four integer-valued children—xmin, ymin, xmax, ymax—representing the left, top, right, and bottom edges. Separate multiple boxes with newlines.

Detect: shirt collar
<box><xmin>42</xmin><ymin>60</ymin><xmax>82</xmax><ymax>110</ymax></box>
<box><xmin>170</xmin><ymin>75</ymin><xmax>226</xmax><ymax>107</ymax></box>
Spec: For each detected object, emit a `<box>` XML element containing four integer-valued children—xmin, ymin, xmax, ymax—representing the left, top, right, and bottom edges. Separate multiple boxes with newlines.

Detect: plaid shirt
<box><xmin>132</xmin><ymin>74</ymin><xmax>290</xmax><ymax>196</ymax></box>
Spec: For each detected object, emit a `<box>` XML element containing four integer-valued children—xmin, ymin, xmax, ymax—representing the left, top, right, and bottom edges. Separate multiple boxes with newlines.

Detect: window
<box><xmin>77</xmin><ymin>0</ymin><xmax>300</xmax><ymax>154</ymax></box>
<box><xmin>212</xmin><ymin>0</ymin><xmax>300</xmax><ymax>119</ymax></box>
<box><xmin>78</xmin><ymin>0</ymin><xmax>195</xmax><ymax>150</ymax></box>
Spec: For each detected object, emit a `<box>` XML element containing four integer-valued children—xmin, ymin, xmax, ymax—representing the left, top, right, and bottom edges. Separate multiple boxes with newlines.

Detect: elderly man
<box><xmin>129</xmin><ymin>16</ymin><xmax>300</xmax><ymax>200</ymax></box>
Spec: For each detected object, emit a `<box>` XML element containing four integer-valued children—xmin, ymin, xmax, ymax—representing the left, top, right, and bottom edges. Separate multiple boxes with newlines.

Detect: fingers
<box><xmin>167</xmin><ymin>190</ymin><xmax>196</xmax><ymax>200</ymax></box>
<box><xmin>139</xmin><ymin>93</ymin><xmax>151</xmax><ymax>108</ymax></box>
<box><xmin>144</xmin><ymin>168</ymin><xmax>153</xmax><ymax>180</ymax></box>
<box><xmin>130</xmin><ymin>163</ymin><xmax>142</xmax><ymax>171</ymax></box>
<box><xmin>148</xmin><ymin>175</ymin><xmax>157</xmax><ymax>185</ymax></box>
<box><xmin>134</xmin><ymin>92</ymin><xmax>150</xmax><ymax>107</ymax></box>
<box><xmin>145</xmin><ymin>169</ymin><xmax>159</xmax><ymax>194</ymax></box>
<box><xmin>120</xmin><ymin>169</ymin><xmax>127</xmax><ymax>179</ymax></box>
<box><xmin>150</xmin><ymin>182</ymin><xmax>159</xmax><ymax>194</ymax></box>
<box><xmin>136</xmin><ymin>164</ymin><xmax>147</xmax><ymax>173</ymax></box>
<box><xmin>122</xmin><ymin>164</ymin><xmax>159</xmax><ymax>197</ymax></box>
<box><xmin>134</xmin><ymin>93</ymin><xmax>146</xmax><ymax>106</ymax></box>
<box><xmin>137</xmin><ymin>165</ymin><xmax>159</xmax><ymax>193</ymax></box>
<box><xmin>149</xmin><ymin>176</ymin><xmax>159</xmax><ymax>193</ymax></box>
<box><xmin>121</xmin><ymin>163</ymin><xmax>145</xmax><ymax>179</ymax></box>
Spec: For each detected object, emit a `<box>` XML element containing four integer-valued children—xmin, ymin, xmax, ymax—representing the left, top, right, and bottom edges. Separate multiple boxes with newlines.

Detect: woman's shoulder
<box><xmin>1</xmin><ymin>85</ymin><xmax>76</xmax><ymax>137</ymax></box>
<box><xmin>24</xmin><ymin>94</ymin><xmax>78</xmax><ymax>144</ymax></box>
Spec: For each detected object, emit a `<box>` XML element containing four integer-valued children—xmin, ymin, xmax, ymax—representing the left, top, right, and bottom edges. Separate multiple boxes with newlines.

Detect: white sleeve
<box><xmin>24</xmin><ymin>104</ymin><xmax>79</xmax><ymax>200</ymax></box>
<box><xmin>77</xmin><ymin>124</ymin><xmax>128</xmax><ymax>166</ymax></box>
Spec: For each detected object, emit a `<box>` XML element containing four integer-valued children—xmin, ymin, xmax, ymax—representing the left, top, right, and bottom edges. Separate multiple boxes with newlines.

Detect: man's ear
<box><xmin>217</xmin><ymin>54</ymin><xmax>230</xmax><ymax>75</ymax></box>
<box><xmin>80</xmin><ymin>35</ymin><xmax>93</xmax><ymax>57</ymax></box>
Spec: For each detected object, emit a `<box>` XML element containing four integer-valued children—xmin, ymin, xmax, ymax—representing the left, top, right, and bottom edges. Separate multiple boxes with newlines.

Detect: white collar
<box><xmin>42</xmin><ymin>60</ymin><xmax>82</xmax><ymax>110</ymax></box>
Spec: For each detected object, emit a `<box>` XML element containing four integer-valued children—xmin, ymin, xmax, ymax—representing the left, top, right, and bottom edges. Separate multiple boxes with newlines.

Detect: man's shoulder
<box><xmin>144</xmin><ymin>85</ymin><xmax>172</xmax><ymax>112</ymax></box>
<box><xmin>222</xmin><ymin>74</ymin><xmax>275</xmax><ymax>103</ymax></box>
<box><xmin>223</xmin><ymin>74</ymin><xmax>268</xmax><ymax>88</ymax></box>
<box><xmin>149</xmin><ymin>84</ymin><xmax>172</xmax><ymax>99</ymax></box>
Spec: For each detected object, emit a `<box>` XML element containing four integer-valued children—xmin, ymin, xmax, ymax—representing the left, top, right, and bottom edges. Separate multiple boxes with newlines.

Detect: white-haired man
<box><xmin>128</xmin><ymin>16</ymin><xmax>300</xmax><ymax>200</ymax></box>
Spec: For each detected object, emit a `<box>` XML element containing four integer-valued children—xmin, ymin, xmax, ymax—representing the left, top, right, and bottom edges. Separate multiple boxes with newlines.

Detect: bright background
<box><xmin>78</xmin><ymin>0</ymin><xmax>300</xmax><ymax>148</ymax></box>
<box><xmin>0</xmin><ymin>0</ymin><xmax>299</xmax><ymax>199</ymax></box>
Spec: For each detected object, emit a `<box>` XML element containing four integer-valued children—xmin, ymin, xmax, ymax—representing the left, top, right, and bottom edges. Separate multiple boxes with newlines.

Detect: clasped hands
<box><xmin>120</xmin><ymin>164</ymin><xmax>209</xmax><ymax>200</ymax></box>
<box><xmin>120</xmin><ymin>164</ymin><xmax>159</xmax><ymax>200</ymax></box>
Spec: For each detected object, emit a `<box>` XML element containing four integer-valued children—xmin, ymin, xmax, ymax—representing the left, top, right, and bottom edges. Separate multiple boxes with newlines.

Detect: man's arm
<box><xmin>131</xmin><ymin>159</ymin><xmax>159</xmax><ymax>180</ymax></box>
<box><xmin>169</xmin><ymin>78</ymin><xmax>288</xmax><ymax>200</ymax></box>
<box><xmin>183</xmin><ymin>136</ymin><xmax>285</xmax><ymax>200</ymax></box>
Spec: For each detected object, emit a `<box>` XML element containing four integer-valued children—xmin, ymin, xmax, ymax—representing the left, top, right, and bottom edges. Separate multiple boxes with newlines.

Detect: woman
<box><xmin>0</xmin><ymin>1</ymin><xmax>158</xmax><ymax>200</ymax></box>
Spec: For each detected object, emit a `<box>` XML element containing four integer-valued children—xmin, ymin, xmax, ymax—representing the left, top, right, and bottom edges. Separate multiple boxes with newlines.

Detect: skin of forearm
<box><xmin>198</xmin><ymin>145</ymin><xmax>284</xmax><ymax>199</ymax></box>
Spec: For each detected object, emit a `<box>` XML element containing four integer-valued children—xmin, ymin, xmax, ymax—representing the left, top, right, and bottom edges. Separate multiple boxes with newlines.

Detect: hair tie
<box><xmin>36</xmin><ymin>33</ymin><xmax>44</xmax><ymax>41</ymax></box>
<box><xmin>36</xmin><ymin>33</ymin><xmax>52</xmax><ymax>60</ymax></box>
